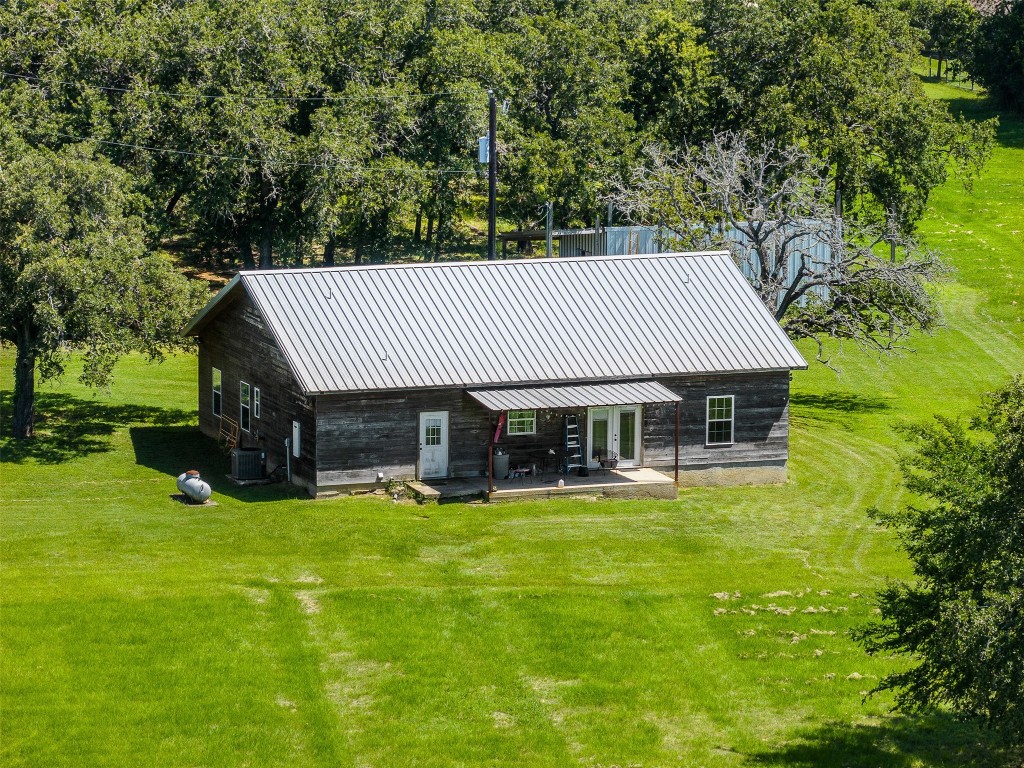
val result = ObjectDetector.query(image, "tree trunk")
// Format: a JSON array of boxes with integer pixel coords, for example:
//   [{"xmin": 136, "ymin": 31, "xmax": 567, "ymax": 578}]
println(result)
[
  {"xmin": 323, "ymin": 234, "xmax": 336, "ymax": 267},
  {"xmin": 425, "ymin": 214, "xmax": 434, "ymax": 244},
  {"xmin": 414, "ymin": 209, "xmax": 422, "ymax": 243},
  {"xmin": 259, "ymin": 175, "xmax": 276, "ymax": 269},
  {"xmin": 237, "ymin": 232, "xmax": 256, "ymax": 270},
  {"xmin": 259, "ymin": 223, "xmax": 274, "ymax": 269},
  {"xmin": 372, "ymin": 209, "xmax": 391, "ymax": 263},
  {"xmin": 12, "ymin": 324, "xmax": 35, "ymax": 438},
  {"xmin": 354, "ymin": 220, "xmax": 364, "ymax": 265},
  {"xmin": 433, "ymin": 210, "xmax": 445, "ymax": 262},
  {"xmin": 165, "ymin": 189, "xmax": 184, "ymax": 220}
]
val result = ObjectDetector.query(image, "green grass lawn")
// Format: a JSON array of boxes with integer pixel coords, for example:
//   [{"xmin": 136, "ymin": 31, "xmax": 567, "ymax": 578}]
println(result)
[{"xmin": 2, "ymin": 88, "xmax": 1022, "ymax": 766}]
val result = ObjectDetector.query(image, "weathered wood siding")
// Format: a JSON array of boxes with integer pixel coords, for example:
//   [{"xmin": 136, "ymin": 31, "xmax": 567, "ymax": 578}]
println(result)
[
  {"xmin": 315, "ymin": 389, "xmax": 491, "ymax": 486},
  {"xmin": 313, "ymin": 371, "xmax": 788, "ymax": 488},
  {"xmin": 197, "ymin": 291, "xmax": 317, "ymax": 488},
  {"xmin": 316, "ymin": 392, "xmax": 598, "ymax": 486},
  {"xmin": 647, "ymin": 372, "xmax": 790, "ymax": 469}
]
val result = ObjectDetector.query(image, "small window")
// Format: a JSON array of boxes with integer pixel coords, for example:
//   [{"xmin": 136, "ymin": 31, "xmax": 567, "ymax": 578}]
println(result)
[
  {"xmin": 425, "ymin": 417, "xmax": 442, "ymax": 446},
  {"xmin": 240, "ymin": 381, "xmax": 251, "ymax": 432},
  {"xmin": 212, "ymin": 368, "xmax": 222, "ymax": 417},
  {"xmin": 253, "ymin": 387, "xmax": 261, "ymax": 419},
  {"xmin": 707, "ymin": 396, "xmax": 734, "ymax": 445},
  {"xmin": 507, "ymin": 410, "xmax": 536, "ymax": 435}
]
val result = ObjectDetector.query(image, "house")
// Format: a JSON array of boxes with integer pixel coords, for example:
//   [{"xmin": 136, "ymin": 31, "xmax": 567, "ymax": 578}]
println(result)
[{"xmin": 183, "ymin": 252, "xmax": 807, "ymax": 498}]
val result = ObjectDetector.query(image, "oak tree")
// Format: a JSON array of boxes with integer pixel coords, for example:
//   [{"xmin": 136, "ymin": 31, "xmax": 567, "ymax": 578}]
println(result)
[
  {"xmin": 856, "ymin": 377, "xmax": 1024, "ymax": 743},
  {"xmin": 0, "ymin": 138, "xmax": 207, "ymax": 438}
]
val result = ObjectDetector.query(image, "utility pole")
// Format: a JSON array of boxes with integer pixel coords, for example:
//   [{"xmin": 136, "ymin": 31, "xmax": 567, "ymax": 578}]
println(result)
[
  {"xmin": 487, "ymin": 89, "xmax": 497, "ymax": 261},
  {"xmin": 545, "ymin": 201, "xmax": 553, "ymax": 258}
]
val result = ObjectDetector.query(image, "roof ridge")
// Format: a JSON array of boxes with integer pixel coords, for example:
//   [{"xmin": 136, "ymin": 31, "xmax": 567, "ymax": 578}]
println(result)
[{"xmin": 238, "ymin": 250, "xmax": 731, "ymax": 277}]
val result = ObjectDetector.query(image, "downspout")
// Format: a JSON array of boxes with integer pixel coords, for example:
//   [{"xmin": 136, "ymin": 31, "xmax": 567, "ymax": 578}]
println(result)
[
  {"xmin": 674, "ymin": 401, "xmax": 680, "ymax": 485},
  {"xmin": 488, "ymin": 411, "xmax": 499, "ymax": 501},
  {"xmin": 285, "ymin": 437, "xmax": 292, "ymax": 484},
  {"xmin": 488, "ymin": 440, "xmax": 494, "ymax": 502}
]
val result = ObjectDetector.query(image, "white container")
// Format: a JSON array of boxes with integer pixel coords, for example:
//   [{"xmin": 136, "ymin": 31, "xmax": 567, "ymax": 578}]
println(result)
[{"xmin": 176, "ymin": 470, "xmax": 212, "ymax": 503}]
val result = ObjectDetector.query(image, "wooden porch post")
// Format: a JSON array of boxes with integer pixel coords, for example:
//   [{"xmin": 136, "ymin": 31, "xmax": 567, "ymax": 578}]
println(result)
[
  {"xmin": 674, "ymin": 400, "xmax": 680, "ymax": 484},
  {"xmin": 488, "ymin": 414, "xmax": 495, "ymax": 502}
]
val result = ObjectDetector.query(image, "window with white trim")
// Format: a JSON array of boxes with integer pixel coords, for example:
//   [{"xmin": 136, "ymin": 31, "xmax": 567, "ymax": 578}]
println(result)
[
  {"xmin": 507, "ymin": 410, "xmax": 536, "ymax": 435},
  {"xmin": 240, "ymin": 381, "xmax": 251, "ymax": 432},
  {"xmin": 706, "ymin": 396, "xmax": 734, "ymax": 445},
  {"xmin": 253, "ymin": 387, "xmax": 261, "ymax": 419},
  {"xmin": 212, "ymin": 368, "xmax": 222, "ymax": 417}
]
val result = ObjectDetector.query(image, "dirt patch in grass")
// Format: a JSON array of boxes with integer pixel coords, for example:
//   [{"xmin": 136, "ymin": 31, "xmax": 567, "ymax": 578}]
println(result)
[
  {"xmin": 295, "ymin": 591, "xmax": 321, "ymax": 614},
  {"xmin": 492, "ymin": 710, "xmax": 515, "ymax": 729}
]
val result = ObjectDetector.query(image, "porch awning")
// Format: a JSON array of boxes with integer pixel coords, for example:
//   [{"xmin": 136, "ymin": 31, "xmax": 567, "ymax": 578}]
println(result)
[{"xmin": 467, "ymin": 380, "xmax": 681, "ymax": 411}]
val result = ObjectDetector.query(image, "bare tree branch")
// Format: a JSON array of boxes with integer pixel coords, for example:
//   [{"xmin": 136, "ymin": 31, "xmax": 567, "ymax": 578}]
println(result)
[{"xmin": 612, "ymin": 132, "xmax": 947, "ymax": 365}]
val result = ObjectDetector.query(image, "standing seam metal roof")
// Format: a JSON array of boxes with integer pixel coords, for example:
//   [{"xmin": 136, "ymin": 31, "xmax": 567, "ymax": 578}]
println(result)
[{"xmin": 188, "ymin": 252, "xmax": 807, "ymax": 394}]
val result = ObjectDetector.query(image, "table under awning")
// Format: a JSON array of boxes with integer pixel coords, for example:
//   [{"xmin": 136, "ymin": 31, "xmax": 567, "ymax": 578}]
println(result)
[{"xmin": 467, "ymin": 380, "xmax": 681, "ymax": 411}]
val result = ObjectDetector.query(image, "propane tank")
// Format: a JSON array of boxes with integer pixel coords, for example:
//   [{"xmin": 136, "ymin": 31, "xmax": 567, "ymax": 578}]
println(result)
[{"xmin": 176, "ymin": 470, "xmax": 212, "ymax": 503}]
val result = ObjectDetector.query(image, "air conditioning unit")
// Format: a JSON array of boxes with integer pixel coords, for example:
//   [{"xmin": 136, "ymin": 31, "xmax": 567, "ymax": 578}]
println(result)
[{"xmin": 231, "ymin": 448, "xmax": 266, "ymax": 480}]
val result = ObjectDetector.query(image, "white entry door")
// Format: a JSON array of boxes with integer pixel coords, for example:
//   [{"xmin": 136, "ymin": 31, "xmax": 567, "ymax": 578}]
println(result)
[
  {"xmin": 418, "ymin": 411, "xmax": 449, "ymax": 479},
  {"xmin": 587, "ymin": 405, "xmax": 642, "ymax": 468}
]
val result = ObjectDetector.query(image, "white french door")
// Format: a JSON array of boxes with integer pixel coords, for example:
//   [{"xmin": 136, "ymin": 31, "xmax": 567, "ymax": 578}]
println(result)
[
  {"xmin": 418, "ymin": 411, "xmax": 449, "ymax": 479},
  {"xmin": 587, "ymin": 405, "xmax": 641, "ymax": 469}
]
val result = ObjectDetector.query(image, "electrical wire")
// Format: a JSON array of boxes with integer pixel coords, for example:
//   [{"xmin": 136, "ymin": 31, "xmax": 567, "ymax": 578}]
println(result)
[
  {"xmin": 2, "ymin": 71, "xmax": 480, "ymax": 104},
  {"xmin": 52, "ymin": 132, "xmax": 480, "ymax": 175}
]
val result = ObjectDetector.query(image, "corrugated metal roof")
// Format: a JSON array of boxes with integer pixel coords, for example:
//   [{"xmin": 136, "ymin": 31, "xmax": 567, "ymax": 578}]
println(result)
[
  {"xmin": 188, "ymin": 252, "xmax": 807, "ymax": 394},
  {"xmin": 467, "ymin": 381, "xmax": 681, "ymax": 411}
]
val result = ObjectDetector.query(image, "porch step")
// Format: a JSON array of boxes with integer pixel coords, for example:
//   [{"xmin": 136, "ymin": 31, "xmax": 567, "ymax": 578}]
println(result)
[{"xmin": 405, "ymin": 480, "xmax": 442, "ymax": 503}]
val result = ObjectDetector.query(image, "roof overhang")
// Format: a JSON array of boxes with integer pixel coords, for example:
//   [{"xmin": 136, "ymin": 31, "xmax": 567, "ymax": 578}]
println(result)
[
  {"xmin": 182, "ymin": 274, "xmax": 243, "ymax": 337},
  {"xmin": 467, "ymin": 380, "xmax": 682, "ymax": 411}
]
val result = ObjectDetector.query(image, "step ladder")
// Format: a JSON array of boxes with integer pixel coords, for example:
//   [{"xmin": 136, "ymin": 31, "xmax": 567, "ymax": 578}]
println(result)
[{"xmin": 564, "ymin": 415, "xmax": 586, "ymax": 475}]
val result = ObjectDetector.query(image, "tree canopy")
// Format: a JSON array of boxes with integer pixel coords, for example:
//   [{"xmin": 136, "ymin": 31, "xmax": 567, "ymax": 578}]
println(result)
[
  {"xmin": 0, "ymin": 0, "xmax": 1001, "ymax": 432},
  {"xmin": 0, "ymin": 132, "xmax": 207, "ymax": 437},
  {"xmin": 855, "ymin": 377, "xmax": 1024, "ymax": 743},
  {"xmin": 0, "ymin": 0, "xmax": 996, "ymax": 268},
  {"xmin": 970, "ymin": 1, "xmax": 1024, "ymax": 113}
]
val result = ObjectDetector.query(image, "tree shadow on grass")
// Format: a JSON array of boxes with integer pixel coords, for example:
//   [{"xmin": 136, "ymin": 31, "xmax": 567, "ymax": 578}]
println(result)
[
  {"xmin": 790, "ymin": 391, "xmax": 891, "ymax": 430},
  {"xmin": 915, "ymin": 76, "xmax": 1024, "ymax": 150},
  {"xmin": 0, "ymin": 391, "xmax": 194, "ymax": 464},
  {"xmin": 941, "ymin": 97, "xmax": 1024, "ymax": 149},
  {"xmin": 749, "ymin": 713, "xmax": 1018, "ymax": 768},
  {"xmin": 129, "ymin": 425, "xmax": 300, "ymax": 503}
]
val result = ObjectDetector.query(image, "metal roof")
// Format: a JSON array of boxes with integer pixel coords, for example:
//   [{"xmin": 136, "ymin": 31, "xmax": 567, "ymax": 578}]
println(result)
[
  {"xmin": 467, "ymin": 381, "xmax": 681, "ymax": 411},
  {"xmin": 185, "ymin": 252, "xmax": 807, "ymax": 394}
]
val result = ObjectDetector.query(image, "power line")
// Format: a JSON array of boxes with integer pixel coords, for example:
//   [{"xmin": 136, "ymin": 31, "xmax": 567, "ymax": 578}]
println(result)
[
  {"xmin": 52, "ymin": 132, "xmax": 479, "ymax": 175},
  {"xmin": 2, "ymin": 71, "xmax": 479, "ymax": 104}
]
